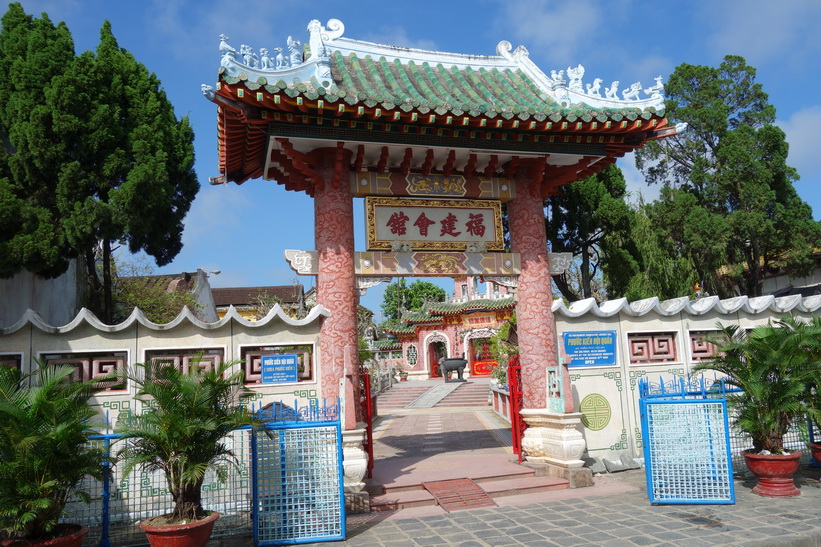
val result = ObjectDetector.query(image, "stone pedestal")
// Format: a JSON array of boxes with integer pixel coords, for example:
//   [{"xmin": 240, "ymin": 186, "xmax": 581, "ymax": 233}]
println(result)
[
  {"xmin": 342, "ymin": 426, "xmax": 370, "ymax": 513},
  {"xmin": 520, "ymin": 409, "xmax": 593, "ymax": 488}
]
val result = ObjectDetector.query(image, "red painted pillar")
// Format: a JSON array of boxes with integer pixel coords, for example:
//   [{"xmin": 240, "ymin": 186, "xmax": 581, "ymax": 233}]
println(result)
[
  {"xmin": 507, "ymin": 176, "xmax": 558, "ymax": 410},
  {"xmin": 313, "ymin": 150, "xmax": 358, "ymax": 425}
]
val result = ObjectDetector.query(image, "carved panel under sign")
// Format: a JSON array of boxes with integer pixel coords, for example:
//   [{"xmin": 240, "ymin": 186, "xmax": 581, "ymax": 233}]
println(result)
[
  {"xmin": 285, "ymin": 250, "xmax": 572, "ymax": 277},
  {"xmin": 365, "ymin": 196, "xmax": 503, "ymax": 251},
  {"xmin": 351, "ymin": 171, "xmax": 515, "ymax": 201}
]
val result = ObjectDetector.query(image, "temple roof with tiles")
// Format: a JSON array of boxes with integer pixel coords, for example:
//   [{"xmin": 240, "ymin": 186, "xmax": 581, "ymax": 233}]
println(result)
[
  {"xmin": 380, "ymin": 296, "xmax": 516, "ymax": 338},
  {"xmin": 205, "ymin": 19, "xmax": 681, "ymax": 194}
]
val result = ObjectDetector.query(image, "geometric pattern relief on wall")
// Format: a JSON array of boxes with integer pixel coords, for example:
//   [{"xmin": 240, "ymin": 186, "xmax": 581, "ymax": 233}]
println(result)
[
  {"xmin": 628, "ymin": 332, "xmax": 677, "ymax": 365},
  {"xmin": 580, "ymin": 393, "xmax": 611, "ymax": 431},
  {"xmin": 144, "ymin": 348, "xmax": 224, "ymax": 376},
  {"xmin": 43, "ymin": 351, "xmax": 127, "ymax": 391},
  {"xmin": 0, "ymin": 353, "xmax": 22, "ymax": 370},
  {"xmin": 689, "ymin": 331, "xmax": 718, "ymax": 362}
]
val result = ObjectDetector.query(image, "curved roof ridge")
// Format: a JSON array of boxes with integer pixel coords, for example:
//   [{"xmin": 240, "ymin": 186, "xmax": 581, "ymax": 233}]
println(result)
[
  {"xmin": 688, "ymin": 295, "xmax": 720, "ymax": 315},
  {"xmin": 2, "ymin": 309, "xmax": 51, "ymax": 334},
  {"xmin": 1, "ymin": 304, "xmax": 329, "ymax": 334},
  {"xmin": 628, "ymin": 296, "xmax": 660, "ymax": 316},
  {"xmin": 598, "ymin": 297, "xmax": 630, "ymax": 315},
  {"xmin": 660, "ymin": 296, "xmax": 690, "ymax": 315},
  {"xmin": 745, "ymin": 295, "xmax": 775, "ymax": 313},
  {"xmin": 801, "ymin": 294, "xmax": 821, "ymax": 311}
]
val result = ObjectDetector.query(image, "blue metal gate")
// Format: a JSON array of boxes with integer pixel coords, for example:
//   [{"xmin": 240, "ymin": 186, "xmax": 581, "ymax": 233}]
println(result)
[
  {"xmin": 252, "ymin": 404, "xmax": 345, "ymax": 545},
  {"xmin": 639, "ymin": 377, "xmax": 735, "ymax": 504}
]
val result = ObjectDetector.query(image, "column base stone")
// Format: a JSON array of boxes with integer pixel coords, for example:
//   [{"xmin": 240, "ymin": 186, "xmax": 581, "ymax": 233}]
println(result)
[
  {"xmin": 520, "ymin": 409, "xmax": 593, "ymax": 488},
  {"xmin": 345, "ymin": 491, "xmax": 370, "ymax": 514},
  {"xmin": 521, "ymin": 461, "xmax": 594, "ymax": 488}
]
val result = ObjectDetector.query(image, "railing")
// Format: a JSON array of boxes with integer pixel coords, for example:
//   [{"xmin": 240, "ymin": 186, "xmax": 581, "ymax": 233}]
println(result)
[
  {"xmin": 640, "ymin": 375, "xmax": 820, "ymax": 472},
  {"xmin": 508, "ymin": 355, "xmax": 526, "ymax": 463},
  {"xmin": 63, "ymin": 401, "xmax": 341, "ymax": 546}
]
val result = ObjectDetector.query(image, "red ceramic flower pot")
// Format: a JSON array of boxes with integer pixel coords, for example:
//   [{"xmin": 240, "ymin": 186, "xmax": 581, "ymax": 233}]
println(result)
[
  {"xmin": 1, "ymin": 525, "xmax": 88, "ymax": 547},
  {"xmin": 743, "ymin": 451, "xmax": 801, "ymax": 497},
  {"xmin": 139, "ymin": 512, "xmax": 220, "ymax": 547},
  {"xmin": 807, "ymin": 442, "xmax": 821, "ymax": 465}
]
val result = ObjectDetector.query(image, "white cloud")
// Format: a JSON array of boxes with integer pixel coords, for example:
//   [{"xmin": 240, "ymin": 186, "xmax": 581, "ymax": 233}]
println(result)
[
  {"xmin": 703, "ymin": 0, "xmax": 821, "ymax": 68},
  {"xmin": 492, "ymin": 0, "xmax": 605, "ymax": 63}
]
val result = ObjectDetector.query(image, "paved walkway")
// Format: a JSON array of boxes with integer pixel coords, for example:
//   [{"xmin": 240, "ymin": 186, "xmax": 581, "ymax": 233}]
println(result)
[{"xmin": 331, "ymin": 408, "xmax": 821, "ymax": 546}]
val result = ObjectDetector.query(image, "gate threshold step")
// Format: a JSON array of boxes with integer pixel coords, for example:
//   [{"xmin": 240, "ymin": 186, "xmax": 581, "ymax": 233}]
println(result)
[
  {"xmin": 369, "ymin": 475, "xmax": 569, "ymax": 512},
  {"xmin": 369, "ymin": 466, "xmax": 536, "ymax": 495}
]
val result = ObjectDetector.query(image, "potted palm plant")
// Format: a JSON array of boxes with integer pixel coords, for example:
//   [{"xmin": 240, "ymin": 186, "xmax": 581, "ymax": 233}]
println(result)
[
  {"xmin": 693, "ymin": 316, "xmax": 820, "ymax": 497},
  {"xmin": 799, "ymin": 316, "xmax": 821, "ymax": 464},
  {"xmin": 115, "ymin": 360, "xmax": 260, "ymax": 547},
  {"xmin": 0, "ymin": 364, "xmax": 108, "ymax": 546}
]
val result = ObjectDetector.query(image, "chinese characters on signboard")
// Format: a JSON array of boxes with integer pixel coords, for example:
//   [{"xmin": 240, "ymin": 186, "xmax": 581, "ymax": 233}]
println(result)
[
  {"xmin": 261, "ymin": 354, "xmax": 299, "ymax": 383},
  {"xmin": 365, "ymin": 197, "xmax": 503, "ymax": 251},
  {"xmin": 562, "ymin": 331, "xmax": 617, "ymax": 367}
]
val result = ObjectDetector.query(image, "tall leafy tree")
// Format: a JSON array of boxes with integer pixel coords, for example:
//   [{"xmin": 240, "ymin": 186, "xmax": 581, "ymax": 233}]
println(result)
[
  {"xmin": 545, "ymin": 165, "xmax": 639, "ymax": 301},
  {"xmin": 623, "ymin": 206, "xmax": 699, "ymax": 301},
  {"xmin": 0, "ymin": 4, "xmax": 198, "ymax": 322},
  {"xmin": 636, "ymin": 55, "xmax": 821, "ymax": 297},
  {"xmin": 380, "ymin": 279, "xmax": 446, "ymax": 323},
  {"xmin": 0, "ymin": 4, "xmax": 77, "ymax": 278}
]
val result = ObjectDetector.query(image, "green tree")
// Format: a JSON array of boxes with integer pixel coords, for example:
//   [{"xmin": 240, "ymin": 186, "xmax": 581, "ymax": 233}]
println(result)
[
  {"xmin": 380, "ymin": 278, "xmax": 446, "ymax": 323},
  {"xmin": 112, "ymin": 258, "xmax": 200, "ymax": 324},
  {"xmin": 623, "ymin": 207, "xmax": 699, "ymax": 301},
  {"xmin": 636, "ymin": 55, "xmax": 821, "ymax": 297},
  {"xmin": 545, "ymin": 165, "xmax": 639, "ymax": 301},
  {"xmin": 0, "ymin": 5, "xmax": 198, "ymax": 322},
  {"xmin": 0, "ymin": 4, "xmax": 77, "ymax": 278}
]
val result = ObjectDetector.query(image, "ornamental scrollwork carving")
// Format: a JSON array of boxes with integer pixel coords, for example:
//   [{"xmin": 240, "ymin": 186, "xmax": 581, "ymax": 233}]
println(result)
[
  {"xmin": 548, "ymin": 252, "xmax": 572, "ymax": 274},
  {"xmin": 284, "ymin": 249, "xmax": 316, "ymax": 275},
  {"xmin": 485, "ymin": 276, "xmax": 518, "ymax": 289},
  {"xmin": 356, "ymin": 277, "xmax": 391, "ymax": 290}
]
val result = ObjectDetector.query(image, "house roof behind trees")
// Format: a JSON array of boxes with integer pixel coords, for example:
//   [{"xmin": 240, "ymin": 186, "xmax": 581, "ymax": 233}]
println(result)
[{"xmin": 211, "ymin": 285, "xmax": 304, "ymax": 307}]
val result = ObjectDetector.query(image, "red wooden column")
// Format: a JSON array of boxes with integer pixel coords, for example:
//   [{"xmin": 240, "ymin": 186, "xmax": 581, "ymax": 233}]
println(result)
[
  {"xmin": 506, "ymin": 175, "xmax": 558, "ymax": 410},
  {"xmin": 313, "ymin": 149, "xmax": 358, "ymax": 416}
]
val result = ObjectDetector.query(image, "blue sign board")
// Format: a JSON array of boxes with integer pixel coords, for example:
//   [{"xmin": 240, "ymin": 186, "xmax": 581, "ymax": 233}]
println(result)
[
  {"xmin": 562, "ymin": 331, "xmax": 617, "ymax": 367},
  {"xmin": 261, "ymin": 354, "xmax": 299, "ymax": 384}
]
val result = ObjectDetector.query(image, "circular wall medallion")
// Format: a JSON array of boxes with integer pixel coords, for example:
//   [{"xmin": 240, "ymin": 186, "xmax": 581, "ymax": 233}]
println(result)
[
  {"xmin": 579, "ymin": 393, "xmax": 611, "ymax": 431},
  {"xmin": 360, "ymin": 178, "xmax": 368, "ymax": 186}
]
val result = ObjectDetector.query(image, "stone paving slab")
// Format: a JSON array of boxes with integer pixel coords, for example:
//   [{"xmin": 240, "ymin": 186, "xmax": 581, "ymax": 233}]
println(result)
[{"xmin": 318, "ymin": 466, "xmax": 821, "ymax": 546}]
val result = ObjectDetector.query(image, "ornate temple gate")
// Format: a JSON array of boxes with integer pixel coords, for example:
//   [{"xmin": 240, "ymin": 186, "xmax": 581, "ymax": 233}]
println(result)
[{"xmin": 207, "ymin": 17, "xmax": 677, "ymax": 503}]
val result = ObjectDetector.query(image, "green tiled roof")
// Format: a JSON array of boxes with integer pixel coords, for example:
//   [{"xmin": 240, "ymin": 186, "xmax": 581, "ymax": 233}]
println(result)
[
  {"xmin": 373, "ymin": 339, "xmax": 401, "ymax": 350},
  {"xmin": 221, "ymin": 51, "xmax": 664, "ymax": 122},
  {"xmin": 427, "ymin": 297, "xmax": 516, "ymax": 316},
  {"xmin": 400, "ymin": 308, "xmax": 443, "ymax": 324},
  {"xmin": 383, "ymin": 323, "xmax": 417, "ymax": 335}
]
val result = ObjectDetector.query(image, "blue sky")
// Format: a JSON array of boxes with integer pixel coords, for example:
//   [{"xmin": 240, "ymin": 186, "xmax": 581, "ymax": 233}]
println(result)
[{"xmin": 15, "ymin": 0, "xmax": 821, "ymax": 320}]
